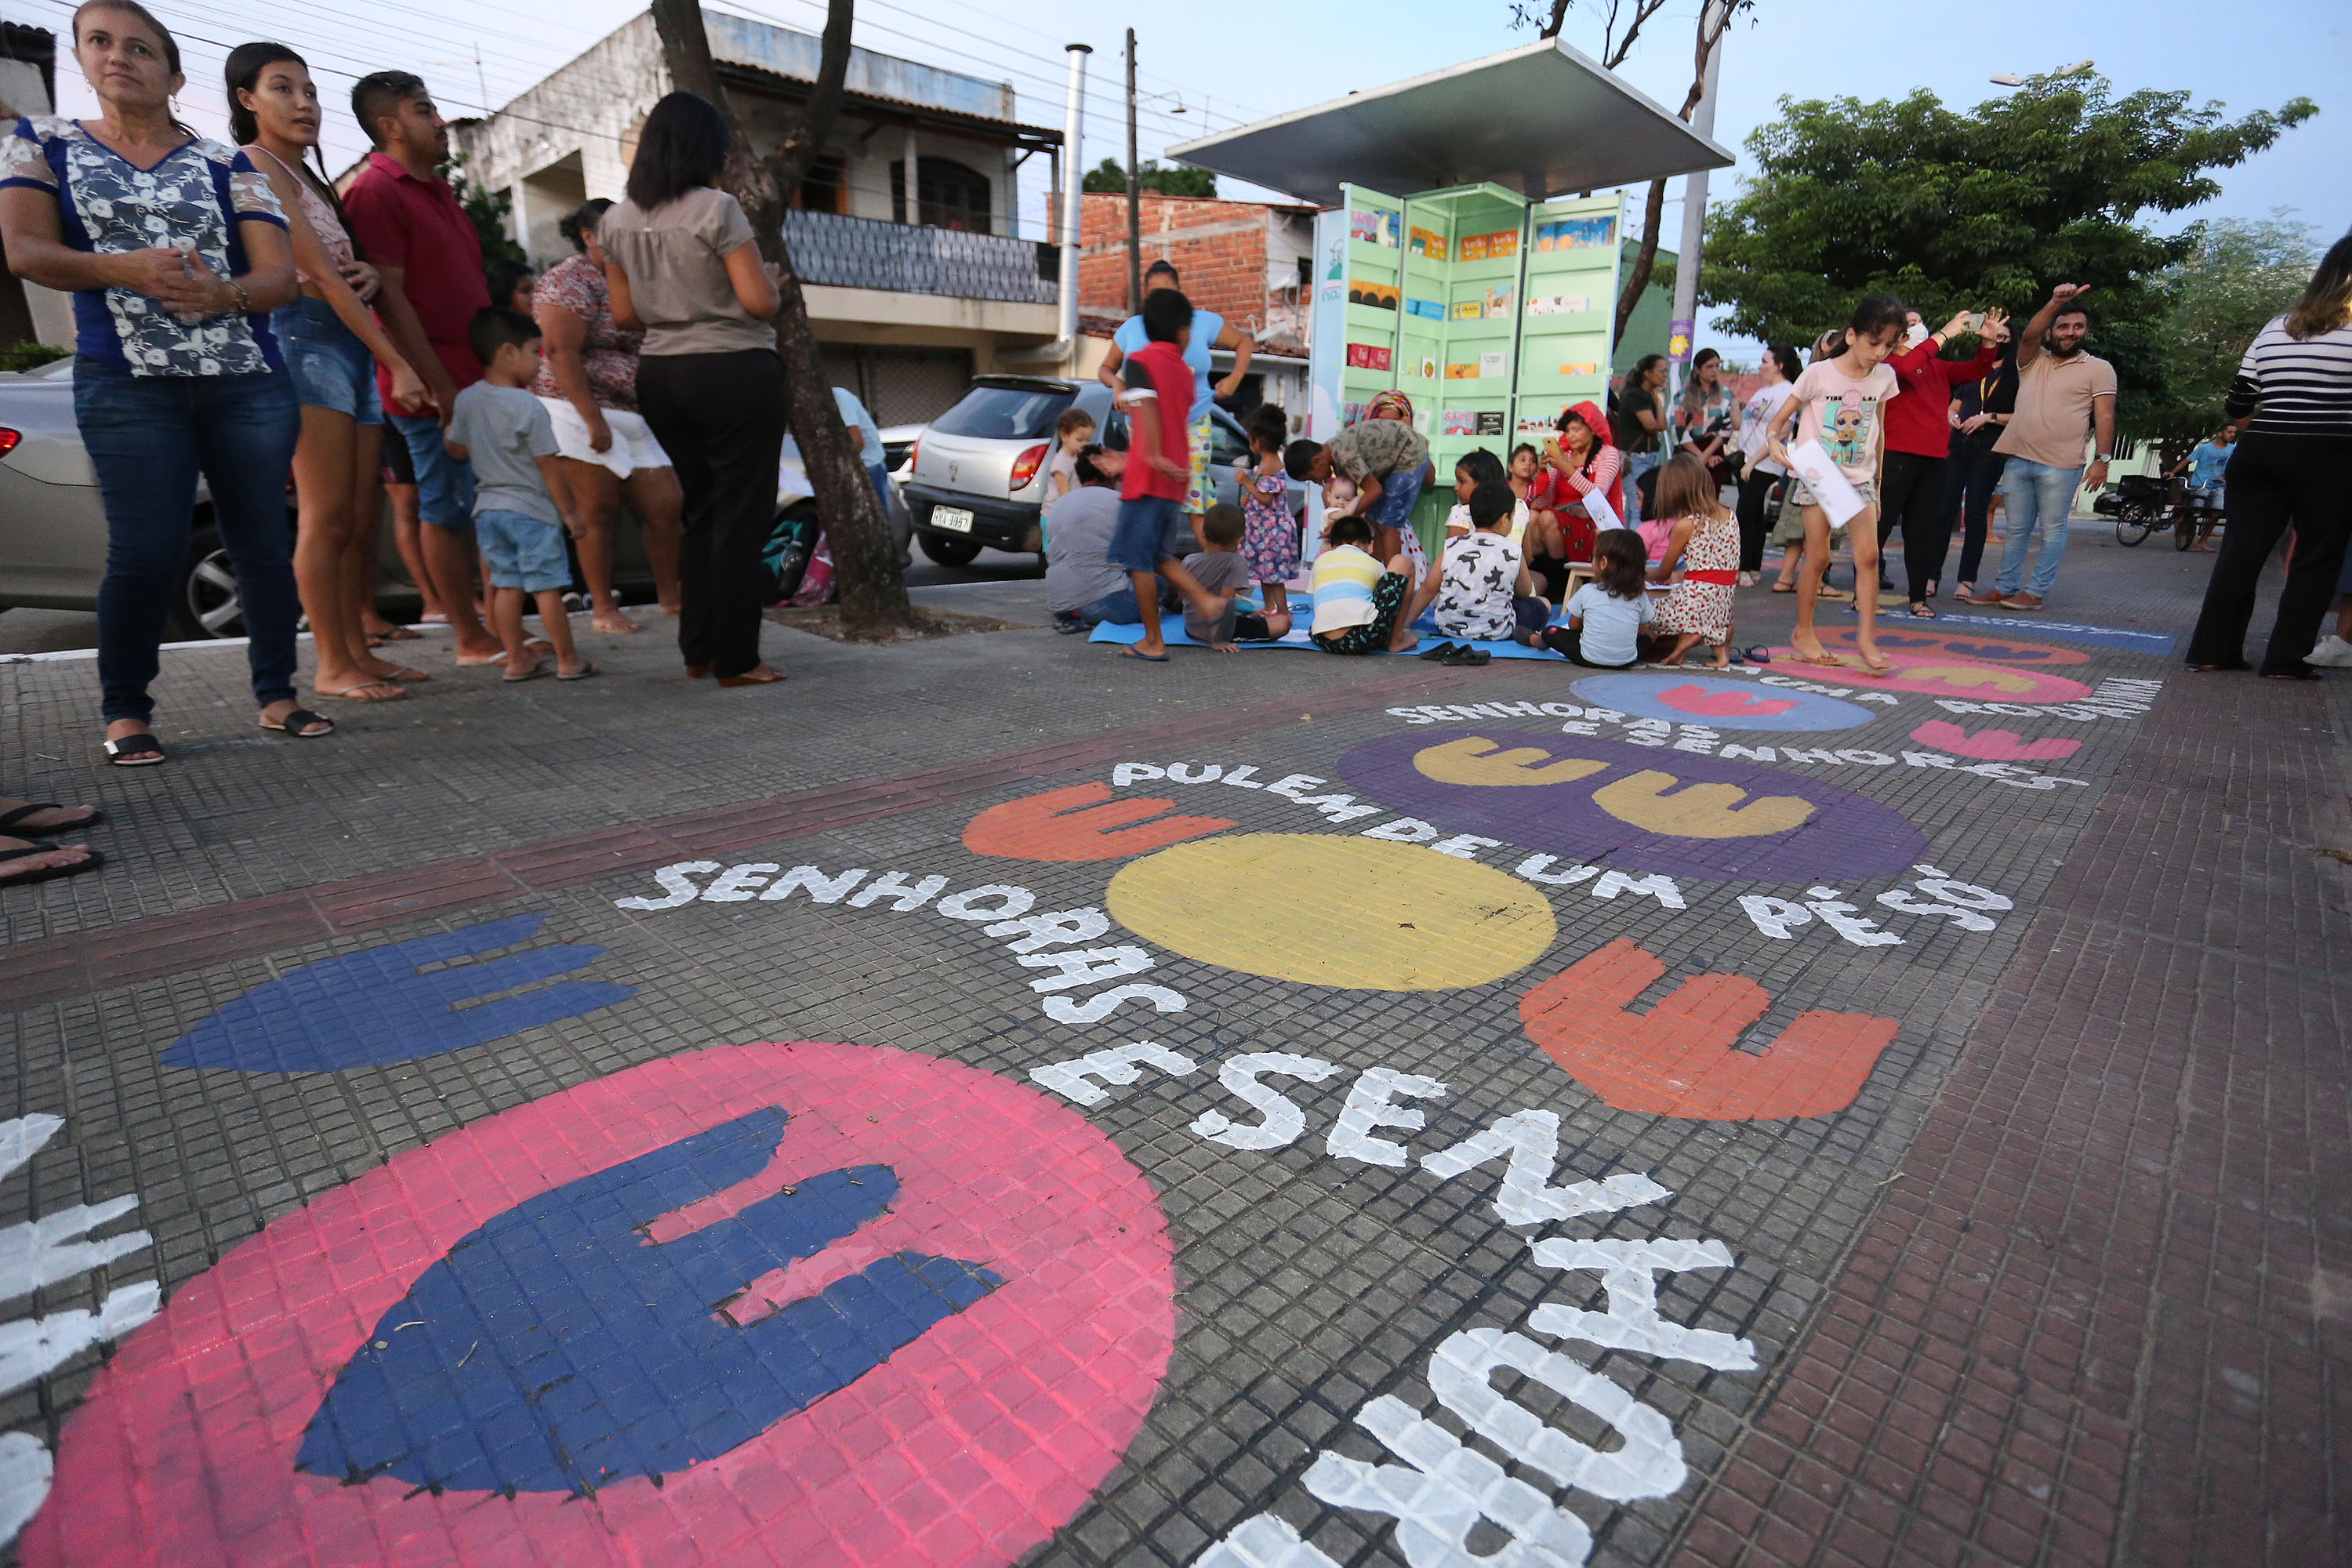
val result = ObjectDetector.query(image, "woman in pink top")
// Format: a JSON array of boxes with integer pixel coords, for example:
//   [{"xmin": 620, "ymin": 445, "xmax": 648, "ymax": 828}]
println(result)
[{"xmin": 229, "ymin": 42, "xmax": 434, "ymax": 703}]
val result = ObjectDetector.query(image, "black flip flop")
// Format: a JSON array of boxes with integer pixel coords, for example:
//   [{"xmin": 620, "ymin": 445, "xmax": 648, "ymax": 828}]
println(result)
[
  {"xmin": 1417, "ymin": 641, "xmax": 1460, "ymax": 661},
  {"xmin": 261, "ymin": 707, "xmax": 335, "ymax": 736},
  {"xmin": 0, "ymin": 844, "xmax": 103, "ymax": 887},
  {"xmin": 1741, "ymin": 645, "xmax": 1773, "ymax": 665},
  {"xmin": 103, "ymin": 734, "xmax": 166, "ymax": 767},
  {"xmin": 1120, "ymin": 647, "xmax": 1170, "ymax": 662},
  {"xmin": 0, "ymin": 803, "xmax": 105, "ymax": 837}
]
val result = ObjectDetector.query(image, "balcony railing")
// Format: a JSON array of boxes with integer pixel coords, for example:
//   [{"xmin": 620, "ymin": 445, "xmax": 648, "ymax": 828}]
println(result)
[{"xmin": 780, "ymin": 209, "xmax": 1058, "ymax": 306}]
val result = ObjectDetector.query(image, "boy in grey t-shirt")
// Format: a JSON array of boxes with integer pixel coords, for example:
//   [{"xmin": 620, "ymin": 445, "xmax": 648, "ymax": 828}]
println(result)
[
  {"xmin": 445, "ymin": 308, "xmax": 596, "ymax": 681},
  {"xmin": 1181, "ymin": 503, "xmax": 1289, "ymax": 650}
]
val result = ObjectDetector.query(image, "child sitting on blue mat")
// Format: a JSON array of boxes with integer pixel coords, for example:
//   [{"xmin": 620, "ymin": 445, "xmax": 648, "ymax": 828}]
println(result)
[
  {"xmin": 1181, "ymin": 503, "xmax": 1291, "ymax": 651},
  {"xmin": 1309, "ymin": 514, "xmax": 1421, "ymax": 655},
  {"xmin": 1406, "ymin": 481, "xmax": 1551, "ymax": 665},
  {"xmin": 1543, "ymin": 528, "xmax": 1653, "ymax": 667}
]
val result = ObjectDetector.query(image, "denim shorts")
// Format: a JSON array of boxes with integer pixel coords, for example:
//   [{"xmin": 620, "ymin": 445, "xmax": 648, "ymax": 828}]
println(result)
[
  {"xmin": 474, "ymin": 507, "xmax": 572, "ymax": 592},
  {"xmin": 1109, "ymin": 495, "xmax": 1185, "ymax": 573},
  {"xmin": 390, "ymin": 412, "xmax": 476, "ymax": 529},
  {"xmin": 270, "ymin": 296, "xmax": 381, "ymax": 425}
]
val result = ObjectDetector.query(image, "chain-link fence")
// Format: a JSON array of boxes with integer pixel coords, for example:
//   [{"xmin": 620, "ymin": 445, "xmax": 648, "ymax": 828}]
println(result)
[{"xmin": 782, "ymin": 210, "xmax": 1058, "ymax": 306}]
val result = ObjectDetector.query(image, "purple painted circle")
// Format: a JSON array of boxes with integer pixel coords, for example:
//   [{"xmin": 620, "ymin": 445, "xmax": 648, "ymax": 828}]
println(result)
[
  {"xmin": 1337, "ymin": 727, "xmax": 1926, "ymax": 882},
  {"xmin": 1570, "ymin": 673, "xmax": 1873, "ymax": 731}
]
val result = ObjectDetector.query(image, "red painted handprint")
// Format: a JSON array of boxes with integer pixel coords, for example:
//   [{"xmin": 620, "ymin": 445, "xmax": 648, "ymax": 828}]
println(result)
[
  {"xmin": 1519, "ymin": 938, "xmax": 1896, "ymax": 1120},
  {"xmin": 963, "ymin": 781, "xmax": 1236, "ymax": 861}
]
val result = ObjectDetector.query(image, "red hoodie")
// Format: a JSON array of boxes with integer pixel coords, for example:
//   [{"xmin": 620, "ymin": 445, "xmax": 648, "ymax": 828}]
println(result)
[{"xmin": 1883, "ymin": 335, "xmax": 1999, "ymax": 458}]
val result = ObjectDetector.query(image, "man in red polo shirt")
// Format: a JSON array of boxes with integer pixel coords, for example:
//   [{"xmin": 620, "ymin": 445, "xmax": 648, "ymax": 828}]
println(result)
[{"xmin": 343, "ymin": 71, "xmax": 500, "ymax": 662}]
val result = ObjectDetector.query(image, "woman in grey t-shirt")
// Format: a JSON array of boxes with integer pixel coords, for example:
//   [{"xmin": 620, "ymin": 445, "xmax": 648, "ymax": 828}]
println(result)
[{"xmin": 599, "ymin": 92, "xmax": 786, "ymax": 687}]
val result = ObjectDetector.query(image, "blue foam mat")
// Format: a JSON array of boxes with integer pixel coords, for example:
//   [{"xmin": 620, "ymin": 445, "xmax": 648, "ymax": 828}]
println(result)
[{"xmin": 1084, "ymin": 588, "xmax": 1573, "ymax": 659}]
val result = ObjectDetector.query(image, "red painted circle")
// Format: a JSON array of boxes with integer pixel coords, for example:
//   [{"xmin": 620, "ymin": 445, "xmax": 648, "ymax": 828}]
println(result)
[{"xmin": 32, "ymin": 1044, "xmax": 1175, "ymax": 1568}]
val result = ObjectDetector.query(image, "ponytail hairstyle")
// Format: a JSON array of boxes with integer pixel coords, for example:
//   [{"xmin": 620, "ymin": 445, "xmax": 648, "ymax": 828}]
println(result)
[
  {"xmin": 2284, "ymin": 230, "xmax": 2352, "ymax": 341},
  {"xmin": 1847, "ymin": 292, "xmax": 1908, "ymax": 340},
  {"xmin": 223, "ymin": 41, "xmax": 359, "ymax": 250},
  {"xmin": 73, "ymin": 1, "xmax": 197, "ymax": 140}
]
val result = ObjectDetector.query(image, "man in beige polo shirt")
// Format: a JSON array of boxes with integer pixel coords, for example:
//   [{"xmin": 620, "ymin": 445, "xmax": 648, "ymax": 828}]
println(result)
[{"xmin": 1966, "ymin": 283, "xmax": 2117, "ymax": 610}]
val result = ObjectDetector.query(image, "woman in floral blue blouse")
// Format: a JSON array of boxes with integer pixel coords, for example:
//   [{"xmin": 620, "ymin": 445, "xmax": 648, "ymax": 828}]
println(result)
[{"xmin": 0, "ymin": 0, "xmax": 315, "ymax": 765}]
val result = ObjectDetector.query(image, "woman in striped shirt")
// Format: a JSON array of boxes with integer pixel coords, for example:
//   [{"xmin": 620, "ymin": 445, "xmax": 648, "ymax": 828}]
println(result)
[{"xmin": 2186, "ymin": 232, "xmax": 2352, "ymax": 677}]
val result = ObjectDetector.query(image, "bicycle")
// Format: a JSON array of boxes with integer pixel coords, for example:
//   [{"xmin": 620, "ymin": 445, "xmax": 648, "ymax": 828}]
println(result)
[
  {"xmin": 2171, "ymin": 481, "xmax": 2223, "ymax": 552},
  {"xmin": 2103, "ymin": 474, "xmax": 2168, "ymax": 546}
]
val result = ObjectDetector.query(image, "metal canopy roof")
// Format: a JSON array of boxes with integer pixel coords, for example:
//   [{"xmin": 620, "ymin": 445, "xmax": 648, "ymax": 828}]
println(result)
[{"xmin": 1166, "ymin": 37, "xmax": 1733, "ymax": 208}]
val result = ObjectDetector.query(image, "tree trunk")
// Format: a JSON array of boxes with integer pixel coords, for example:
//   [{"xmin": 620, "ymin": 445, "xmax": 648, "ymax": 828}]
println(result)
[
  {"xmin": 1613, "ymin": 176, "xmax": 1670, "ymax": 343},
  {"xmin": 648, "ymin": 0, "xmax": 915, "ymax": 637}
]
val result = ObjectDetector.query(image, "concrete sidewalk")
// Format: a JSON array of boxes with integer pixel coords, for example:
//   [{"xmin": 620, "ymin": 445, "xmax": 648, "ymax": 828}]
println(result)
[{"xmin": 0, "ymin": 531, "xmax": 2343, "ymax": 1568}]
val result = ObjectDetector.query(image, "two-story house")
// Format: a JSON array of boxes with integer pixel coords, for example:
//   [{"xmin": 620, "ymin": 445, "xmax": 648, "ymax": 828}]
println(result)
[{"xmin": 455, "ymin": 9, "xmax": 1065, "ymax": 426}]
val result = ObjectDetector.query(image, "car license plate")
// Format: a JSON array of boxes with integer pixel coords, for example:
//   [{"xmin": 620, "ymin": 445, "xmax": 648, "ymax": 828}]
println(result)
[{"xmin": 931, "ymin": 506, "xmax": 975, "ymax": 533}]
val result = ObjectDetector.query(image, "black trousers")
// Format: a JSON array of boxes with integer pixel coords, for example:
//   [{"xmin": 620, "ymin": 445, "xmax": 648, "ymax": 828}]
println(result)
[
  {"xmin": 2185, "ymin": 434, "xmax": 2352, "ymax": 675},
  {"xmin": 1734, "ymin": 465, "xmax": 1779, "ymax": 573},
  {"xmin": 1940, "ymin": 437, "xmax": 2008, "ymax": 587},
  {"xmin": 1877, "ymin": 450, "xmax": 1949, "ymax": 604},
  {"xmin": 636, "ymin": 349, "xmax": 789, "ymax": 679}
]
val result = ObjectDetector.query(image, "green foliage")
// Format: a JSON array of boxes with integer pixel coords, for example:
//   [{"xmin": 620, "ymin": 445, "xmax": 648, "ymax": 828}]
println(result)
[
  {"xmin": 1081, "ymin": 158, "xmax": 1216, "ymax": 198},
  {"xmin": 0, "ymin": 342, "xmax": 67, "ymax": 373},
  {"xmin": 2141, "ymin": 214, "xmax": 2317, "ymax": 448},
  {"xmin": 1697, "ymin": 69, "xmax": 2317, "ymax": 425},
  {"xmin": 438, "ymin": 151, "xmax": 527, "ymax": 268}
]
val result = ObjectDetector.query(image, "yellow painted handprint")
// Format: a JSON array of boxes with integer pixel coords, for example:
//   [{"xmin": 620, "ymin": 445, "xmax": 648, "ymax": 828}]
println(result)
[
  {"xmin": 1591, "ymin": 771, "xmax": 1816, "ymax": 839},
  {"xmin": 1411, "ymin": 737, "xmax": 1608, "ymax": 788}
]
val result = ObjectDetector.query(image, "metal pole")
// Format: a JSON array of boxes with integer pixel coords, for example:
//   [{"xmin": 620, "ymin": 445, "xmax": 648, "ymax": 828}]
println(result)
[
  {"xmin": 1124, "ymin": 28, "xmax": 1142, "ymax": 315},
  {"xmin": 1058, "ymin": 44, "xmax": 1090, "ymax": 365},
  {"xmin": 1668, "ymin": 0, "xmax": 1725, "ymax": 403}
]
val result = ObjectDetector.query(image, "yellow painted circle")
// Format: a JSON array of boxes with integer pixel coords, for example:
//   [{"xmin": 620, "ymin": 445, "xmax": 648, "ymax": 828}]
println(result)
[{"xmin": 1107, "ymin": 833, "xmax": 1557, "ymax": 990}]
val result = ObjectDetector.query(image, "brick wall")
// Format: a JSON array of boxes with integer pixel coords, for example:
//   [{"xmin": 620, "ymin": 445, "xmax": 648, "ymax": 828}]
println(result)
[{"xmin": 1078, "ymin": 193, "xmax": 1271, "ymax": 331}]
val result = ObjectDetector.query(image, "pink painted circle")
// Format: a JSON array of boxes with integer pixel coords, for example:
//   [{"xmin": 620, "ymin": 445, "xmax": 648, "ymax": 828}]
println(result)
[
  {"xmin": 1810, "ymin": 626, "xmax": 2090, "ymax": 666},
  {"xmin": 1766, "ymin": 647, "xmax": 2092, "ymax": 704},
  {"xmin": 31, "ymin": 1043, "xmax": 1175, "ymax": 1568}
]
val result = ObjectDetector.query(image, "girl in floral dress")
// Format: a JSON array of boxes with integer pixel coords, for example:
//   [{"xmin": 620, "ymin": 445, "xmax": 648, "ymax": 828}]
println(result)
[
  {"xmin": 1647, "ymin": 452, "xmax": 1740, "ymax": 666},
  {"xmin": 1235, "ymin": 405, "xmax": 1300, "ymax": 622}
]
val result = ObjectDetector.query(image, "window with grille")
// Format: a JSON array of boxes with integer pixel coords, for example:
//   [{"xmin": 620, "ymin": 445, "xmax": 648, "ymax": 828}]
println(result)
[{"xmin": 890, "ymin": 158, "xmax": 992, "ymax": 234}]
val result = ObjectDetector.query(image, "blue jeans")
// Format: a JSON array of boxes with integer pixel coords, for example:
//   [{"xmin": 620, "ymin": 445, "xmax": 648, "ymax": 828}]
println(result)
[
  {"xmin": 1073, "ymin": 590, "xmax": 1139, "ymax": 626},
  {"xmin": 78, "ymin": 358, "xmax": 301, "ymax": 723},
  {"xmin": 1995, "ymin": 459, "xmax": 2082, "ymax": 597},
  {"xmin": 390, "ymin": 411, "xmax": 475, "ymax": 528}
]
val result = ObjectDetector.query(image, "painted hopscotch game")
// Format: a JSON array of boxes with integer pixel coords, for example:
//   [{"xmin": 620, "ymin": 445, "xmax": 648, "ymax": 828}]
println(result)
[{"xmin": 4, "ymin": 619, "xmax": 2174, "ymax": 1567}]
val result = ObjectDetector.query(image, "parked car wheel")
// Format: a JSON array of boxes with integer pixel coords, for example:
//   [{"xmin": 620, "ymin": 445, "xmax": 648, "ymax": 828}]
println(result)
[
  {"xmin": 918, "ymin": 532, "xmax": 982, "ymax": 568},
  {"xmin": 165, "ymin": 520, "xmax": 245, "ymax": 640}
]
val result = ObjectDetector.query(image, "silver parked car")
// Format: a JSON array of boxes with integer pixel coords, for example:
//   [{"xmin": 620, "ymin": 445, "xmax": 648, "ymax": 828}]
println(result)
[
  {"xmin": 902, "ymin": 374, "xmax": 1305, "ymax": 568},
  {"xmin": 0, "ymin": 358, "xmax": 898, "ymax": 636}
]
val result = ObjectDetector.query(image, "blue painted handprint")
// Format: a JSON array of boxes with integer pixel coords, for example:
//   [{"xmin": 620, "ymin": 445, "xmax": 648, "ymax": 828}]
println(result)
[
  {"xmin": 162, "ymin": 914, "xmax": 633, "ymax": 1072},
  {"xmin": 296, "ymin": 1106, "xmax": 1002, "ymax": 1495}
]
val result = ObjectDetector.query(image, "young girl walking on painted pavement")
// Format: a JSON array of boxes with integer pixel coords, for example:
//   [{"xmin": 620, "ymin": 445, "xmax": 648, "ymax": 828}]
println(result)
[
  {"xmin": 1646, "ymin": 452, "xmax": 1740, "ymax": 667},
  {"xmin": 1541, "ymin": 528, "xmax": 1653, "ymax": 669},
  {"xmin": 1765, "ymin": 294, "xmax": 1907, "ymax": 670},
  {"xmin": 1234, "ymin": 405, "xmax": 1300, "ymax": 625}
]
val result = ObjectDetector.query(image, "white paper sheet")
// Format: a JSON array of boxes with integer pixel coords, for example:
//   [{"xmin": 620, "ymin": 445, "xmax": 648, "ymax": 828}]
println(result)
[{"xmin": 1786, "ymin": 439, "xmax": 1866, "ymax": 528}]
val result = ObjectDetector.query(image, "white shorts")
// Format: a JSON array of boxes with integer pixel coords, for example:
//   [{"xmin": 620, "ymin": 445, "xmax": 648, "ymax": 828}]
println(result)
[{"xmin": 539, "ymin": 397, "xmax": 673, "ymax": 477}]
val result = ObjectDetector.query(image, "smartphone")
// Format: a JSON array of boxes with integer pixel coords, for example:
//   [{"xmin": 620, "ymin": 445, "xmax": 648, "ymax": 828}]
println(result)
[{"xmin": 1965, "ymin": 312, "xmax": 1986, "ymax": 332}]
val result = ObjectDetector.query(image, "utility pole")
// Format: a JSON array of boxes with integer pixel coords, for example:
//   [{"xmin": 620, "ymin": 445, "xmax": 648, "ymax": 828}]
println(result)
[
  {"xmin": 1666, "ymin": 0, "xmax": 1726, "ymax": 401},
  {"xmin": 1058, "ymin": 44, "xmax": 1090, "ymax": 368},
  {"xmin": 1124, "ymin": 28, "xmax": 1142, "ymax": 315}
]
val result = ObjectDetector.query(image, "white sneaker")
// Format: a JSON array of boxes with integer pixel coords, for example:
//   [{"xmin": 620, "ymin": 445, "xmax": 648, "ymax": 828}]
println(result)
[{"xmin": 2307, "ymin": 633, "xmax": 2352, "ymax": 668}]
